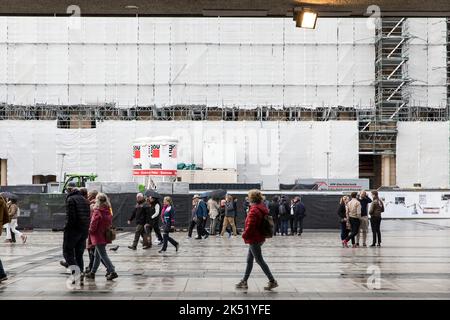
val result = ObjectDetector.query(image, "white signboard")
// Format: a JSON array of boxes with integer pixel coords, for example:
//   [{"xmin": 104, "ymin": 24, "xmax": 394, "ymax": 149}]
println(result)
[
  {"xmin": 379, "ymin": 190, "xmax": 450, "ymax": 219},
  {"xmin": 133, "ymin": 137, "xmax": 178, "ymax": 177}
]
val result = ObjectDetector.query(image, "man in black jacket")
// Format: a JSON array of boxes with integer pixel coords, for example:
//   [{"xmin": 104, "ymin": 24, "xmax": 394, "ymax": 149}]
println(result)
[
  {"xmin": 292, "ymin": 196, "xmax": 306, "ymax": 236},
  {"xmin": 128, "ymin": 193, "xmax": 151, "ymax": 250},
  {"xmin": 268, "ymin": 196, "xmax": 280, "ymax": 236},
  {"xmin": 62, "ymin": 182, "xmax": 91, "ymax": 275}
]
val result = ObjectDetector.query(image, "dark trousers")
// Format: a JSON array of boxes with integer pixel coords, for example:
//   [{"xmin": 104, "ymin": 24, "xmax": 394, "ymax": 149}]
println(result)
[
  {"xmin": 152, "ymin": 219, "xmax": 163, "ymax": 242},
  {"xmin": 370, "ymin": 217, "xmax": 382, "ymax": 245},
  {"xmin": 145, "ymin": 220, "xmax": 163, "ymax": 242},
  {"xmin": 10, "ymin": 228, "xmax": 16, "ymax": 243},
  {"xmin": 0, "ymin": 258, "xmax": 6, "ymax": 278},
  {"xmin": 197, "ymin": 218, "xmax": 209, "ymax": 238},
  {"xmin": 243, "ymin": 243, "xmax": 274, "ymax": 282},
  {"xmin": 132, "ymin": 224, "xmax": 148, "ymax": 247},
  {"xmin": 162, "ymin": 232, "xmax": 178, "ymax": 251},
  {"xmin": 272, "ymin": 217, "xmax": 279, "ymax": 235},
  {"xmin": 289, "ymin": 216, "xmax": 295, "ymax": 234},
  {"xmin": 345, "ymin": 217, "xmax": 361, "ymax": 245},
  {"xmin": 293, "ymin": 216, "xmax": 305, "ymax": 235},
  {"xmin": 63, "ymin": 231, "xmax": 88, "ymax": 272},
  {"xmin": 218, "ymin": 216, "xmax": 225, "ymax": 234},
  {"xmin": 340, "ymin": 221, "xmax": 349, "ymax": 241},
  {"xmin": 188, "ymin": 220, "xmax": 197, "ymax": 237}
]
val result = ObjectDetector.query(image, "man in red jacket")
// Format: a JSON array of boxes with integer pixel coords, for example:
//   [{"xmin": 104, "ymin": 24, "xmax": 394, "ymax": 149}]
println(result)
[{"xmin": 236, "ymin": 189, "xmax": 278, "ymax": 291}]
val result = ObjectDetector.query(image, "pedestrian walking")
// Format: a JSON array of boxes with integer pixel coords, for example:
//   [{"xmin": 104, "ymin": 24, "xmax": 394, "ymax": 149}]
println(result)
[
  {"xmin": 128, "ymin": 193, "xmax": 151, "ymax": 250},
  {"xmin": 207, "ymin": 197, "xmax": 220, "ymax": 235},
  {"xmin": 220, "ymin": 195, "xmax": 238, "ymax": 237},
  {"xmin": 217, "ymin": 199, "xmax": 226, "ymax": 236},
  {"xmin": 147, "ymin": 196, "xmax": 163, "ymax": 245},
  {"xmin": 85, "ymin": 190, "xmax": 107, "ymax": 273},
  {"xmin": 85, "ymin": 193, "xmax": 118, "ymax": 281},
  {"xmin": 5, "ymin": 198, "xmax": 27, "ymax": 244},
  {"xmin": 356, "ymin": 190, "xmax": 372, "ymax": 247},
  {"xmin": 236, "ymin": 189, "xmax": 278, "ymax": 291},
  {"xmin": 158, "ymin": 196, "xmax": 179, "ymax": 253},
  {"xmin": 0, "ymin": 195, "xmax": 9, "ymax": 282},
  {"xmin": 191, "ymin": 195, "xmax": 209, "ymax": 239},
  {"xmin": 369, "ymin": 191, "xmax": 384, "ymax": 247},
  {"xmin": 61, "ymin": 182, "xmax": 91, "ymax": 285},
  {"xmin": 342, "ymin": 192, "xmax": 361, "ymax": 248}
]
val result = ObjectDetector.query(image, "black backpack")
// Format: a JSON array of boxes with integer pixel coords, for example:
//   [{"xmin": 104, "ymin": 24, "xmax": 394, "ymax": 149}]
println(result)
[{"xmin": 279, "ymin": 203, "xmax": 286, "ymax": 215}]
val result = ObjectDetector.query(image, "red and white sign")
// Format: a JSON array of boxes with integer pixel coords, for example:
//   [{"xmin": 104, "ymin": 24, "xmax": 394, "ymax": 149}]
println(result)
[{"xmin": 132, "ymin": 137, "xmax": 178, "ymax": 177}]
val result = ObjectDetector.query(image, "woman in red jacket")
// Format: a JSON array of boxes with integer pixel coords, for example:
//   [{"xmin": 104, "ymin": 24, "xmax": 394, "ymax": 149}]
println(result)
[
  {"xmin": 236, "ymin": 189, "xmax": 278, "ymax": 291},
  {"xmin": 85, "ymin": 193, "xmax": 118, "ymax": 281}
]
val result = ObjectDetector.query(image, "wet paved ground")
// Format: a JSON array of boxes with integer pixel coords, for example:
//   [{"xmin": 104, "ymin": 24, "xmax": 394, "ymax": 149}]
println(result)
[{"xmin": 1, "ymin": 219, "xmax": 450, "ymax": 300}]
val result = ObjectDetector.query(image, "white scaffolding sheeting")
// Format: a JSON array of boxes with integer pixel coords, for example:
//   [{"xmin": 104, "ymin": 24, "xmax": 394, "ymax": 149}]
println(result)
[
  {"xmin": 406, "ymin": 18, "xmax": 447, "ymax": 108},
  {"xmin": 0, "ymin": 120, "xmax": 358, "ymax": 187},
  {"xmin": 0, "ymin": 17, "xmax": 374, "ymax": 108},
  {"xmin": 396, "ymin": 122, "xmax": 450, "ymax": 188}
]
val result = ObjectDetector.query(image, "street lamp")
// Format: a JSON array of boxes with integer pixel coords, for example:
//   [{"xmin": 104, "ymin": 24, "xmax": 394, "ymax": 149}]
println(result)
[
  {"xmin": 294, "ymin": 8, "xmax": 318, "ymax": 29},
  {"xmin": 324, "ymin": 151, "xmax": 331, "ymax": 190},
  {"xmin": 57, "ymin": 153, "xmax": 66, "ymax": 191}
]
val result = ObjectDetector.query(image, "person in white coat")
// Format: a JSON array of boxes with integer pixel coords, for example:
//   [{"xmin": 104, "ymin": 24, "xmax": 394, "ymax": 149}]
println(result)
[
  {"xmin": 207, "ymin": 198, "xmax": 220, "ymax": 235},
  {"xmin": 5, "ymin": 199, "xmax": 27, "ymax": 244}
]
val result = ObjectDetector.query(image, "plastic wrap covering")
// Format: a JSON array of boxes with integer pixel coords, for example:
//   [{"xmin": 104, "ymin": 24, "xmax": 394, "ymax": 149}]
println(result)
[
  {"xmin": 0, "ymin": 16, "xmax": 374, "ymax": 108},
  {"xmin": 406, "ymin": 18, "xmax": 447, "ymax": 108},
  {"xmin": 396, "ymin": 122, "xmax": 450, "ymax": 188},
  {"xmin": 0, "ymin": 120, "xmax": 359, "ymax": 188}
]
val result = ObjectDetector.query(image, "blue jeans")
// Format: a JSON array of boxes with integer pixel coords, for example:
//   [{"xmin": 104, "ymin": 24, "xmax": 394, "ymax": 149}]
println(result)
[
  {"xmin": 0, "ymin": 258, "xmax": 6, "ymax": 278},
  {"xmin": 280, "ymin": 220, "xmax": 289, "ymax": 235},
  {"xmin": 243, "ymin": 243, "xmax": 274, "ymax": 282},
  {"xmin": 92, "ymin": 244, "xmax": 115, "ymax": 274}
]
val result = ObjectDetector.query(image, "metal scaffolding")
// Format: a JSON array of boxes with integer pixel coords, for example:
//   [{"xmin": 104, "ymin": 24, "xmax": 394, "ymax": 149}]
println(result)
[{"xmin": 359, "ymin": 17, "xmax": 411, "ymax": 155}]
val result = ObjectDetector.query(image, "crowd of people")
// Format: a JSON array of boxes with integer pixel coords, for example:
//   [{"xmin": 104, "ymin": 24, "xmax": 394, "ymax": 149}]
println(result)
[
  {"xmin": 0, "ymin": 186, "xmax": 384, "ymax": 289},
  {"xmin": 337, "ymin": 190, "xmax": 384, "ymax": 248}
]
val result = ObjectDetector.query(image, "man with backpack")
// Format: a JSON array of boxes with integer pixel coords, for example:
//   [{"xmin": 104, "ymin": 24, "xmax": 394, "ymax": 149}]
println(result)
[
  {"xmin": 279, "ymin": 196, "xmax": 290, "ymax": 236},
  {"xmin": 236, "ymin": 189, "xmax": 278, "ymax": 291}
]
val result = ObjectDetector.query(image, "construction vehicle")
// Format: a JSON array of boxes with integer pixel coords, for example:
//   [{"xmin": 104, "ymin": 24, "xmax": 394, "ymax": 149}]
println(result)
[{"xmin": 61, "ymin": 173, "xmax": 97, "ymax": 193}]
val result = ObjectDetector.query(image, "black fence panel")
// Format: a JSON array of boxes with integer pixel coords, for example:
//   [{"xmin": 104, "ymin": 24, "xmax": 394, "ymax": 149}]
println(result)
[{"xmin": 16, "ymin": 193, "xmax": 341, "ymax": 230}]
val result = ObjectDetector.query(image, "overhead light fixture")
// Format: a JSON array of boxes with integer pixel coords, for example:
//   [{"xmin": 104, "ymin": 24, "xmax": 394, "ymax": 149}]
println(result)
[{"xmin": 294, "ymin": 8, "xmax": 318, "ymax": 29}]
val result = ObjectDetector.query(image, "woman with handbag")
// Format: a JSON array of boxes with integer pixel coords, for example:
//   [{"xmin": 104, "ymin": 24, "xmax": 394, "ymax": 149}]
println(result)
[
  {"xmin": 85, "ymin": 193, "xmax": 118, "ymax": 280},
  {"xmin": 369, "ymin": 191, "xmax": 384, "ymax": 247},
  {"xmin": 337, "ymin": 196, "xmax": 350, "ymax": 246},
  {"xmin": 158, "ymin": 196, "xmax": 179, "ymax": 253}
]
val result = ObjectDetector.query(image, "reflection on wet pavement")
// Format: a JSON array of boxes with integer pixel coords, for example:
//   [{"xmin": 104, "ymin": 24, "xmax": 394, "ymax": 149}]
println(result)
[{"xmin": 1, "ymin": 219, "xmax": 450, "ymax": 300}]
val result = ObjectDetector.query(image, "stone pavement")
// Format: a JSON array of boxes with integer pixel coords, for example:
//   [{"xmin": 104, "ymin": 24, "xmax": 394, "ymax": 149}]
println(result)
[{"xmin": 1, "ymin": 219, "xmax": 450, "ymax": 300}]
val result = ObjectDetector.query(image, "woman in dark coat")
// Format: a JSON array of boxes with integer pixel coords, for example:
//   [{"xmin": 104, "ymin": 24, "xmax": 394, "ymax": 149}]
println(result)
[
  {"xmin": 158, "ymin": 196, "xmax": 179, "ymax": 253},
  {"xmin": 337, "ymin": 196, "xmax": 350, "ymax": 246}
]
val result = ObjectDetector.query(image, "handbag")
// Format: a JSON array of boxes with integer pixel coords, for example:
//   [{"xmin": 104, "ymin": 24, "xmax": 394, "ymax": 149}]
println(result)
[{"xmin": 105, "ymin": 226, "xmax": 117, "ymax": 242}]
